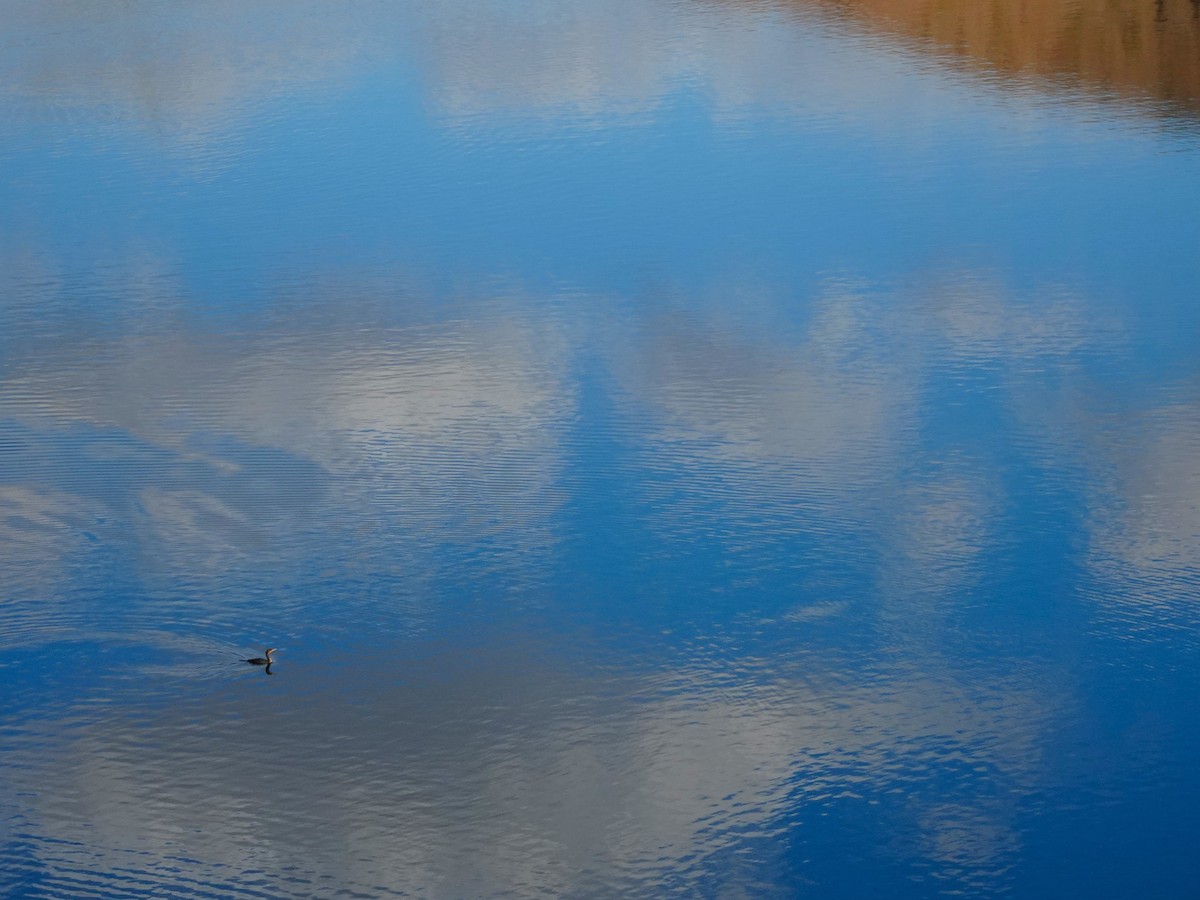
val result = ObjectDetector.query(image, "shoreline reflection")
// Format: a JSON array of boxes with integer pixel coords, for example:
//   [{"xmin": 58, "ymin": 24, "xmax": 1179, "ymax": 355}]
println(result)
[{"xmin": 768, "ymin": 0, "xmax": 1200, "ymax": 115}]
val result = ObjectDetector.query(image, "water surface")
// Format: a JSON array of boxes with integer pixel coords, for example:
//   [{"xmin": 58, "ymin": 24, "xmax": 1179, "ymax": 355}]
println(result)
[{"xmin": 2, "ymin": 1, "xmax": 1200, "ymax": 896}]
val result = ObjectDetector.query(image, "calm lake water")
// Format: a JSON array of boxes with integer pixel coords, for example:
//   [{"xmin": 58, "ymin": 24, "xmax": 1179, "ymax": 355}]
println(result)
[{"xmin": 2, "ymin": 1, "xmax": 1200, "ymax": 897}]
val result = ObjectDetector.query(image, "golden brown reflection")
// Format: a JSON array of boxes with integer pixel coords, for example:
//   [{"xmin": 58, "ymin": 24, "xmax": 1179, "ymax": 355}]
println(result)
[{"xmin": 772, "ymin": 0, "xmax": 1200, "ymax": 112}]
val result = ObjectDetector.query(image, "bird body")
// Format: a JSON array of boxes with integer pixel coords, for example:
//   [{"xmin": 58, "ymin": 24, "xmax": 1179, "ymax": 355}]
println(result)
[{"xmin": 245, "ymin": 648, "xmax": 277, "ymax": 666}]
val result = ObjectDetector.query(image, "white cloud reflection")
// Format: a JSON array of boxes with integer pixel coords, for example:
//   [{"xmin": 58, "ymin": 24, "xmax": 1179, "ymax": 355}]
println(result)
[
  {"xmin": 13, "ymin": 652, "xmax": 1051, "ymax": 897},
  {"xmin": 1, "ymin": 0, "xmax": 371, "ymax": 150},
  {"xmin": 1087, "ymin": 403, "xmax": 1200, "ymax": 623}
]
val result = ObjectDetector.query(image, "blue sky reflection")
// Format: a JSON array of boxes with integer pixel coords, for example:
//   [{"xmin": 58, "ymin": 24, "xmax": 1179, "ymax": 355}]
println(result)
[{"xmin": 2, "ymin": 1, "xmax": 1200, "ymax": 896}]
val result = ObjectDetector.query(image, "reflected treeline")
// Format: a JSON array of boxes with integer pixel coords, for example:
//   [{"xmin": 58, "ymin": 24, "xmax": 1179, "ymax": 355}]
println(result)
[{"xmin": 772, "ymin": 0, "xmax": 1200, "ymax": 113}]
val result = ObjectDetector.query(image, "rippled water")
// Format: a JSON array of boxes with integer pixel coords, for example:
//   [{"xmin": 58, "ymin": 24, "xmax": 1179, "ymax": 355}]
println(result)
[{"xmin": 2, "ymin": 1, "xmax": 1199, "ymax": 897}]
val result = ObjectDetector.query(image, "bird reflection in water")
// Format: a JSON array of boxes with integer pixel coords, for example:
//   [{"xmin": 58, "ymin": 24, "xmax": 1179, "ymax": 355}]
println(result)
[{"xmin": 242, "ymin": 648, "xmax": 277, "ymax": 675}]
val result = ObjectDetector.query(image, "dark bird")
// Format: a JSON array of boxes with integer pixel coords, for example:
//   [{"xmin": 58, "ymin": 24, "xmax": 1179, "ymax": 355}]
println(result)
[{"xmin": 244, "ymin": 648, "xmax": 277, "ymax": 666}]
